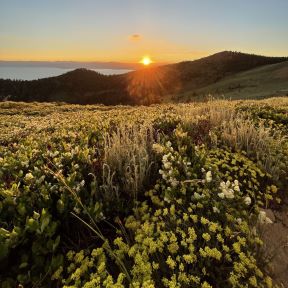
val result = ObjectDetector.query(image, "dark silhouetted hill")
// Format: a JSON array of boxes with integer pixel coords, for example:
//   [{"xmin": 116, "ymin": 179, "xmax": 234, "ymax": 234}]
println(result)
[{"xmin": 0, "ymin": 51, "xmax": 287, "ymax": 104}]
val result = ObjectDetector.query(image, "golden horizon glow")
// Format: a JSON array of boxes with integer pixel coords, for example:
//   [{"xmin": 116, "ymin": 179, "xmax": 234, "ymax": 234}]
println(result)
[{"xmin": 141, "ymin": 56, "xmax": 152, "ymax": 66}]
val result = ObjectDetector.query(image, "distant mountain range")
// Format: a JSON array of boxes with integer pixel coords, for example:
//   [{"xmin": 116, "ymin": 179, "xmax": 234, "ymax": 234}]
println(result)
[
  {"xmin": 0, "ymin": 60, "xmax": 142, "ymax": 70},
  {"xmin": 0, "ymin": 51, "xmax": 287, "ymax": 105}
]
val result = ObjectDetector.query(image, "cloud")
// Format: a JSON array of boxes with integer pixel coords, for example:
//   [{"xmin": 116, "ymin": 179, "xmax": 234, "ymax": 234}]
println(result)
[{"xmin": 129, "ymin": 34, "xmax": 142, "ymax": 42}]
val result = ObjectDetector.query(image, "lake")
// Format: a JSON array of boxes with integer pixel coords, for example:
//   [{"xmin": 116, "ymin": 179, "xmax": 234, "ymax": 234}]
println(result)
[{"xmin": 0, "ymin": 67, "xmax": 132, "ymax": 81}]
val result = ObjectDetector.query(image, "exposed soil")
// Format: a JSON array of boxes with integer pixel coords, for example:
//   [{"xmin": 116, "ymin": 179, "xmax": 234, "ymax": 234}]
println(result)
[{"xmin": 260, "ymin": 204, "xmax": 288, "ymax": 287}]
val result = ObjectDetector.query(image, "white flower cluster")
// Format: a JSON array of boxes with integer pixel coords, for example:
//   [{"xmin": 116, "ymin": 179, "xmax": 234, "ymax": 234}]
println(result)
[
  {"xmin": 218, "ymin": 180, "xmax": 240, "ymax": 199},
  {"xmin": 244, "ymin": 196, "xmax": 252, "ymax": 206},
  {"xmin": 159, "ymin": 151, "xmax": 179, "ymax": 187}
]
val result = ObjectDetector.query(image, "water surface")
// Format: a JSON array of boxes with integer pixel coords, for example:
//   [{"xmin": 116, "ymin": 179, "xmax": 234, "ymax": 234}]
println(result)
[{"xmin": 0, "ymin": 67, "xmax": 132, "ymax": 81}]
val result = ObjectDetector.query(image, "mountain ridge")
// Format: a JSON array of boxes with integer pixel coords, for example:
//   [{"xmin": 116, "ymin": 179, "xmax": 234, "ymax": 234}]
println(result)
[{"xmin": 0, "ymin": 51, "xmax": 287, "ymax": 105}]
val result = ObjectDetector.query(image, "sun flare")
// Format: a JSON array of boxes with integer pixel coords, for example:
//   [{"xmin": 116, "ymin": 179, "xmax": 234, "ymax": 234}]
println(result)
[{"xmin": 141, "ymin": 56, "xmax": 152, "ymax": 66}]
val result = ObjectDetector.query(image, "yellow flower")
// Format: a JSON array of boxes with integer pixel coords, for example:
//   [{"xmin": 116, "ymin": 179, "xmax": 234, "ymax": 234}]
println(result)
[
  {"xmin": 166, "ymin": 256, "xmax": 176, "ymax": 269},
  {"xmin": 202, "ymin": 233, "xmax": 211, "ymax": 242}
]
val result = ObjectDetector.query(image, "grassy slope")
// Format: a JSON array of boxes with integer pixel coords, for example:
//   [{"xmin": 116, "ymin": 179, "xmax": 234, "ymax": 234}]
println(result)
[{"xmin": 173, "ymin": 61, "xmax": 288, "ymax": 101}]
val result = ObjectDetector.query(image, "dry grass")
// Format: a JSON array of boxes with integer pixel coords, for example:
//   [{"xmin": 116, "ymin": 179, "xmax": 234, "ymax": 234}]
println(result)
[{"xmin": 102, "ymin": 123, "xmax": 156, "ymax": 202}]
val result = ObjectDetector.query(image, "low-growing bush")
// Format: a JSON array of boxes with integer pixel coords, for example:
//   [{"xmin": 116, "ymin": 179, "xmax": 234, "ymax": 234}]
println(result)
[{"xmin": 1, "ymin": 98, "xmax": 287, "ymax": 287}]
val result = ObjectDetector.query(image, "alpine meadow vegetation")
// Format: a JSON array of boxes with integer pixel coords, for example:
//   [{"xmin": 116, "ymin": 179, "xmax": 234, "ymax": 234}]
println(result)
[{"xmin": 0, "ymin": 97, "xmax": 288, "ymax": 287}]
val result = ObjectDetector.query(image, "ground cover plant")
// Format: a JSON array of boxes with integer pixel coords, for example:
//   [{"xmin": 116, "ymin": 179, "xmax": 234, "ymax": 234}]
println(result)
[{"xmin": 0, "ymin": 97, "xmax": 288, "ymax": 287}]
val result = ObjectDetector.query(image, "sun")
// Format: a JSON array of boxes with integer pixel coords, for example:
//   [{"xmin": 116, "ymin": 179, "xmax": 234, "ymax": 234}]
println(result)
[{"xmin": 141, "ymin": 56, "xmax": 152, "ymax": 66}]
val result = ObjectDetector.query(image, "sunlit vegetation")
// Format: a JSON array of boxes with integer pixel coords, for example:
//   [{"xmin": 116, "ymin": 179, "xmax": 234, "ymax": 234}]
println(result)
[{"xmin": 0, "ymin": 97, "xmax": 288, "ymax": 287}]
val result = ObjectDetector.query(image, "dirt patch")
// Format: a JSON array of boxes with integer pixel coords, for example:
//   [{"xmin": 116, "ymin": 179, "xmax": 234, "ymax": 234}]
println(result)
[{"xmin": 259, "ymin": 206, "xmax": 288, "ymax": 287}]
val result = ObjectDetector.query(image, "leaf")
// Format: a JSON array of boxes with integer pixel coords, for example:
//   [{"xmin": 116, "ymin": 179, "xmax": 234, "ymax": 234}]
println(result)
[
  {"xmin": 0, "ymin": 242, "xmax": 9, "ymax": 260},
  {"xmin": 52, "ymin": 236, "xmax": 60, "ymax": 251},
  {"xmin": 40, "ymin": 216, "xmax": 50, "ymax": 233}
]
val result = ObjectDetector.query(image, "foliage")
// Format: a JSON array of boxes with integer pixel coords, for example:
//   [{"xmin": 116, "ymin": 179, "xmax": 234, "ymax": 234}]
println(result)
[{"xmin": 0, "ymin": 98, "xmax": 287, "ymax": 287}]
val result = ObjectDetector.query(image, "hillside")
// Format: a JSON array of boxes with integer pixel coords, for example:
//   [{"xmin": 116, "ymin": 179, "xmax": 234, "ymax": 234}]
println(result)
[
  {"xmin": 0, "ymin": 51, "xmax": 287, "ymax": 104},
  {"xmin": 173, "ymin": 60, "xmax": 288, "ymax": 101}
]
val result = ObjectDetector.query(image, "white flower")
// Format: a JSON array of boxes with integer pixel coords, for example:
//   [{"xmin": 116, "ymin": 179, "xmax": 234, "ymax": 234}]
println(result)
[
  {"xmin": 258, "ymin": 211, "xmax": 273, "ymax": 224},
  {"xmin": 213, "ymin": 206, "xmax": 220, "ymax": 213},
  {"xmin": 236, "ymin": 218, "xmax": 242, "ymax": 224},
  {"xmin": 24, "ymin": 172, "xmax": 34, "ymax": 182},
  {"xmin": 218, "ymin": 192, "xmax": 225, "ymax": 199},
  {"xmin": 164, "ymin": 162, "xmax": 172, "ymax": 169},
  {"xmin": 225, "ymin": 189, "xmax": 235, "ymax": 199},
  {"xmin": 162, "ymin": 154, "xmax": 169, "ymax": 162},
  {"xmin": 170, "ymin": 179, "xmax": 179, "ymax": 187},
  {"xmin": 233, "ymin": 180, "xmax": 240, "ymax": 192},
  {"xmin": 219, "ymin": 180, "xmax": 235, "ymax": 199},
  {"xmin": 166, "ymin": 141, "xmax": 172, "ymax": 148},
  {"xmin": 164, "ymin": 197, "xmax": 171, "ymax": 203},
  {"xmin": 244, "ymin": 196, "xmax": 251, "ymax": 206},
  {"xmin": 205, "ymin": 171, "xmax": 212, "ymax": 183}
]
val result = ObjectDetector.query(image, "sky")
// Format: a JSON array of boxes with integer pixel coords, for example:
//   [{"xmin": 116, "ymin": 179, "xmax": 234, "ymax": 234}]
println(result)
[{"xmin": 0, "ymin": 0, "xmax": 288, "ymax": 63}]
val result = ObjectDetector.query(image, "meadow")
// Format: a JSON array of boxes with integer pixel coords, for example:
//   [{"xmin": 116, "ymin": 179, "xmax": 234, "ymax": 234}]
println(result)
[{"xmin": 0, "ymin": 98, "xmax": 288, "ymax": 287}]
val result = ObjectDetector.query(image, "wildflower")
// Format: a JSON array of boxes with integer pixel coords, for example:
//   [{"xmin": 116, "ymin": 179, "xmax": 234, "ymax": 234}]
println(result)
[
  {"xmin": 212, "ymin": 206, "xmax": 220, "ymax": 213},
  {"xmin": 152, "ymin": 143, "xmax": 164, "ymax": 154},
  {"xmin": 244, "ymin": 196, "xmax": 251, "ymax": 205},
  {"xmin": 219, "ymin": 181, "xmax": 235, "ymax": 199},
  {"xmin": 233, "ymin": 180, "xmax": 240, "ymax": 192},
  {"xmin": 218, "ymin": 192, "xmax": 225, "ymax": 199},
  {"xmin": 166, "ymin": 141, "xmax": 172, "ymax": 148},
  {"xmin": 205, "ymin": 171, "xmax": 212, "ymax": 183},
  {"xmin": 201, "ymin": 282, "xmax": 213, "ymax": 288},
  {"xmin": 183, "ymin": 254, "xmax": 196, "ymax": 264},
  {"xmin": 163, "ymin": 162, "xmax": 172, "ymax": 169},
  {"xmin": 174, "ymin": 127, "xmax": 187, "ymax": 138},
  {"xmin": 200, "ymin": 217, "xmax": 209, "ymax": 225},
  {"xmin": 24, "ymin": 172, "xmax": 34, "ymax": 182},
  {"xmin": 271, "ymin": 185, "xmax": 278, "ymax": 193},
  {"xmin": 170, "ymin": 178, "xmax": 179, "ymax": 187},
  {"xmin": 166, "ymin": 256, "xmax": 176, "ymax": 269},
  {"xmin": 202, "ymin": 233, "xmax": 211, "ymax": 242},
  {"xmin": 258, "ymin": 210, "xmax": 273, "ymax": 224},
  {"xmin": 236, "ymin": 218, "xmax": 242, "ymax": 224}
]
